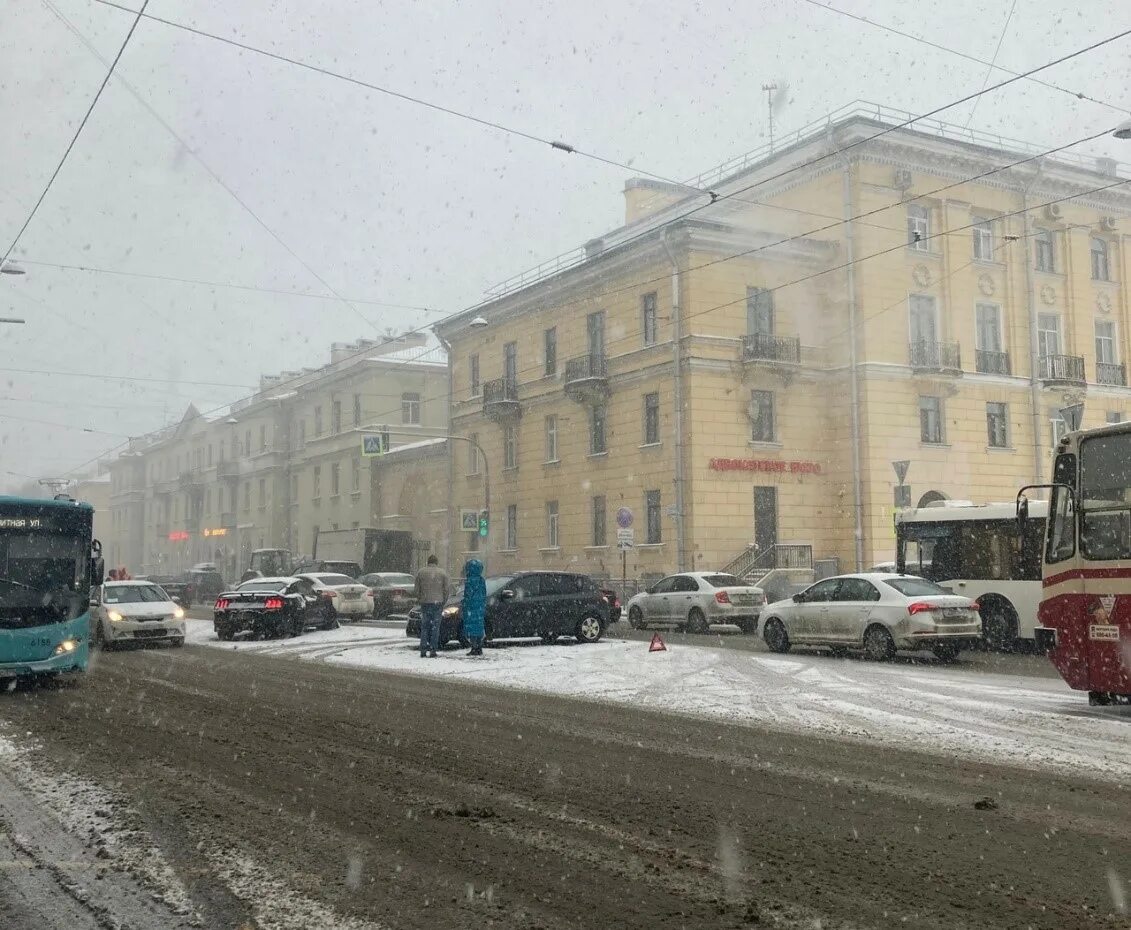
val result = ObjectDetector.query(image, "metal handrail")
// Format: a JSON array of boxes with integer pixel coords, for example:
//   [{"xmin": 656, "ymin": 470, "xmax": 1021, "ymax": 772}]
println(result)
[
  {"xmin": 909, "ymin": 340, "xmax": 961, "ymax": 371},
  {"xmin": 1038, "ymin": 354, "xmax": 1086, "ymax": 382},
  {"xmin": 721, "ymin": 543, "xmax": 813, "ymax": 579},
  {"xmin": 482, "ymin": 376, "xmax": 519, "ymax": 404},
  {"xmin": 974, "ymin": 349, "xmax": 1011, "ymax": 375},
  {"xmin": 1097, "ymin": 361, "xmax": 1127, "ymax": 386},
  {"xmin": 564, "ymin": 353, "xmax": 609, "ymax": 382},
  {"xmin": 742, "ymin": 332, "xmax": 801, "ymax": 364}
]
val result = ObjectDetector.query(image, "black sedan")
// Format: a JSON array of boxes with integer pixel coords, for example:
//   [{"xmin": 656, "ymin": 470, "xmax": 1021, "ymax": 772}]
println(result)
[
  {"xmin": 213, "ymin": 576, "xmax": 337, "ymax": 641},
  {"xmin": 405, "ymin": 571, "xmax": 609, "ymax": 647}
]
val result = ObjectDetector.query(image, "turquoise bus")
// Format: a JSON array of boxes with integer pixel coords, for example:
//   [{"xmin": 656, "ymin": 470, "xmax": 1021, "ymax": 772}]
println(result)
[{"xmin": 0, "ymin": 495, "xmax": 104, "ymax": 686}]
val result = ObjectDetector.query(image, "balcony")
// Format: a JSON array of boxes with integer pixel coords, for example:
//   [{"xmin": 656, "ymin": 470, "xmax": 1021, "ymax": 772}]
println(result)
[
  {"xmin": 741, "ymin": 332, "xmax": 801, "ymax": 368},
  {"xmin": 564, "ymin": 353, "xmax": 610, "ymax": 404},
  {"xmin": 909, "ymin": 340, "xmax": 962, "ymax": 375},
  {"xmin": 178, "ymin": 469, "xmax": 203, "ymax": 491},
  {"xmin": 1097, "ymin": 361, "xmax": 1127, "ymax": 386},
  {"xmin": 975, "ymin": 349, "xmax": 1011, "ymax": 376},
  {"xmin": 216, "ymin": 459, "xmax": 242, "ymax": 480},
  {"xmin": 482, "ymin": 377, "xmax": 521, "ymax": 421},
  {"xmin": 1038, "ymin": 354, "xmax": 1086, "ymax": 386}
]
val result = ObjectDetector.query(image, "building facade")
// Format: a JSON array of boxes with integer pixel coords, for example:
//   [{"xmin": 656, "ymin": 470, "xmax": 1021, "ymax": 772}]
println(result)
[
  {"xmin": 105, "ymin": 337, "xmax": 449, "ymax": 580},
  {"xmin": 437, "ymin": 103, "xmax": 1131, "ymax": 584}
]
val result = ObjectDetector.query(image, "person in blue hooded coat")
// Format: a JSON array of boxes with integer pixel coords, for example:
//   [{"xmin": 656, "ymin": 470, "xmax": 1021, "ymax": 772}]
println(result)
[{"xmin": 461, "ymin": 559, "xmax": 487, "ymax": 656}]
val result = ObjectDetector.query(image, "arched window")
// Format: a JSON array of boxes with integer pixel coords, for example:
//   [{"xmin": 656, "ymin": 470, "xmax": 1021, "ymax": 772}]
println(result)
[{"xmin": 1091, "ymin": 237, "xmax": 1111, "ymax": 281}]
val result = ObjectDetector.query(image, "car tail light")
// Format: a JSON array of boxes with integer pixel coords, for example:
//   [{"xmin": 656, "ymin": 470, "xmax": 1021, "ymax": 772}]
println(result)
[
  {"xmin": 907, "ymin": 601, "xmax": 937, "ymax": 615},
  {"xmin": 368, "ymin": 589, "xmax": 378, "ymax": 597},
  {"xmin": 264, "ymin": 597, "xmax": 285, "ymax": 610},
  {"xmin": 715, "ymin": 591, "xmax": 732, "ymax": 605},
  {"xmin": 970, "ymin": 600, "xmax": 981, "ymax": 612},
  {"xmin": 322, "ymin": 590, "xmax": 338, "ymax": 599},
  {"xmin": 215, "ymin": 598, "xmax": 229, "ymax": 610}
]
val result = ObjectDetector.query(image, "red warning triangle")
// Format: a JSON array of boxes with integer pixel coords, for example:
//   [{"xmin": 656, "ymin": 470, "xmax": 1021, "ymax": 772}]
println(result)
[{"xmin": 648, "ymin": 632, "xmax": 667, "ymax": 652}]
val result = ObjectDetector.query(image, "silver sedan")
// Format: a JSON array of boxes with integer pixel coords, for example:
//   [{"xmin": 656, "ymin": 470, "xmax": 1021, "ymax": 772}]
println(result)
[
  {"xmin": 626, "ymin": 572, "xmax": 765, "ymax": 634},
  {"xmin": 757, "ymin": 573, "xmax": 981, "ymax": 661}
]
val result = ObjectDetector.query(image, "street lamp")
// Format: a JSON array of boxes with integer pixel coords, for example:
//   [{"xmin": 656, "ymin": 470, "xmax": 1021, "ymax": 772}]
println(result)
[
  {"xmin": 0, "ymin": 318, "xmax": 25, "ymax": 325},
  {"xmin": 0, "ymin": 261, "xmax": 26, "ymax": 276},
  {"xmin": 469, "ymin": 316, "xmax": 488, "ymax": 328},
  {"xmin": 1113, "ymin": 120, "xmax": 1131, "ymax": 141}
]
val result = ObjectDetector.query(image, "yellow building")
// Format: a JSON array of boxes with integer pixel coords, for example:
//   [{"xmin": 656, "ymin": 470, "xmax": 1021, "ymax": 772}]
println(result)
[{"xmin": 437, "ymin": 103, "xmax": 1131, "ymax": 586}]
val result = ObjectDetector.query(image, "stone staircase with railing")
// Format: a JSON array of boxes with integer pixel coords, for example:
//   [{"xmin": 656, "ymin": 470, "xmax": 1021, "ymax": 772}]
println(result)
[{"xmin": 721, "ymin": 544, "xmax": 815, "ymax": 603}]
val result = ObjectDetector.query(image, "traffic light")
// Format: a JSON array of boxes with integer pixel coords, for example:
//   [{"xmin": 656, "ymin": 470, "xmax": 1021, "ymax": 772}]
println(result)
[{"xmin": 478, "ymin": 510, "xmax": 489, "ymax": 537}]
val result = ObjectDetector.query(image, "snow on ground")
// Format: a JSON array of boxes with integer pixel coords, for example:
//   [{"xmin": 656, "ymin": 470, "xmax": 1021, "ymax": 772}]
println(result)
[{"xmin": 184, "ymin": 619, "xmax": 1131, "ymax": 781}]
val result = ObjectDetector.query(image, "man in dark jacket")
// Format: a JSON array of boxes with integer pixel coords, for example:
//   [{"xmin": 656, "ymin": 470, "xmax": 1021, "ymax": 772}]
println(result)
[{"xmin": 414, "ymin": 555, "xmax": 449, "ymax": 658}]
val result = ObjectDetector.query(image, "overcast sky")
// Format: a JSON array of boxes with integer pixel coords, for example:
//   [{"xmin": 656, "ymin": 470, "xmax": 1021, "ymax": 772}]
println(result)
[{"xmin": 1, "ymin": 0, "xmax": 1129, "ymax": 491}]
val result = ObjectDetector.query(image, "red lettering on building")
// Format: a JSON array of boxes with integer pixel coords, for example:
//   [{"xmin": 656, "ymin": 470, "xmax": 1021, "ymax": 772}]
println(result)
[{"xmin": 709, "ymin": 457, "xmax": 822, "ymax": 474}]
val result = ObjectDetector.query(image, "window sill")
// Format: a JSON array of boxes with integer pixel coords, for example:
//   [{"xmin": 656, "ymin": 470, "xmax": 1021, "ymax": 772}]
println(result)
[
  {"xmin": 986, "ymin": 445, "xmax": 1015, "ymax": 453},
  {"xmin": 543, "ymin": 459, "xmax": 561, "ymax": 467},
  {"xmin": 465, "ymin": 472, "xmax": 482, "ymax": 479},
  {"xmin": 538, "ymin": 546, "xmax": 561, "ymax": 553},
  {"xmin": 330, "ymin": 495, "xmax": 340, "ymax": 501},
  {"xmin": 503, "ymin": 466, "xmax": 518, "ymax": 474},
  {"xmin": 350, "ymin": 491, "xmax": 362, "ymax": 499},
  {"xmin": 497, "ymin": 547, "xmax": 518, "ymax": 554},
  {"xmin": 587, "ymin": 451, "xmax": 609, "ymax": 459},
  {"xmin": 635, "ymin": 543, "xmax": 664, "ymax": 550},
  {"xmin": 1094, "ymin": 277, "xmax": 1119, "ymax": 286},
  {"xmin": 907, "ymin": 247, "xmax": 941, "ymax": 258},
  {"xmin": 639, "ymin": 442, "xmax": 662, "ymax": 450},
  {"xmin": 584, "ymin": 545, "xmax": 609, "ymax": 551},
  {"xmin": 748, "ymin": 440, "xmax": 783, "ymax": 450},
  {"xmin": 972, "ymin": 258, "xmax": 1005, "ymax": 268},
  {"xmin": 919, "ymin": 442, "xmax": 950, "ymax": 449},
  {"xmin": 312, "ymin": 498, "xmax": 321, "ymax": 504}
]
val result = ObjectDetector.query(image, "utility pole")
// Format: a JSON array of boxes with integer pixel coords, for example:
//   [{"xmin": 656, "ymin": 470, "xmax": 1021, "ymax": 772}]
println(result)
[{"xmin": 762, "ymin": 82, "xmax": 779, "ymax": 153}]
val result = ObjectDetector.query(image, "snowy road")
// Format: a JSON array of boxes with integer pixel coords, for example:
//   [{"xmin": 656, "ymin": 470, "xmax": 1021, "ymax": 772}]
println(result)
[{"xmin": 185, "ymin": 619, "xmax": 1131, "ymax": 781}]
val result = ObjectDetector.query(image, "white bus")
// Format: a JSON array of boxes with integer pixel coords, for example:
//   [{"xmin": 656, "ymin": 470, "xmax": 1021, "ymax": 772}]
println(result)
[{"xmin": 895, "ymin": 501, "xmax": 1047, "ymax": 649}]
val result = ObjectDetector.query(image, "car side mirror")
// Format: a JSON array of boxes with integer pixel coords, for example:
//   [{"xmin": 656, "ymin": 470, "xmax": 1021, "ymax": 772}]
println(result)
[
  {"xmin": 1016, "ymin": 495, "xmax": 1029, "ymax": 538},
  {"xmin": 89, "ymin": 595, "xmax": 99, "ymax": 607},
  {"xmin": 792, "ymin": 593, "xmax": 804, "ymax": 603},
  {"xmin": 499, "ymin": 589, "xmax": 516, "ymax": 600}
]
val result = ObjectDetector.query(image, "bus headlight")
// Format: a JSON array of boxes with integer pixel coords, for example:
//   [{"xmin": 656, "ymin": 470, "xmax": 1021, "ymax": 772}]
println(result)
[
  {"xmin": 53, "ymin": 639, "xmax": 78, "ymax": 656},
  {"xmin": 107, "ymin": 610, "xmax": 124, "ymax": 623}
]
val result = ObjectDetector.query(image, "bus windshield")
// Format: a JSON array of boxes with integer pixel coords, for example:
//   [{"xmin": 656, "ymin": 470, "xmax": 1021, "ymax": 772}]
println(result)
[
  {"xmin": 0, "ymin": 530, "xmax": 88, "ymax": 628},
  {"xmin": 1079, "ymin": 432, "xmax": 1131, "ymax": 561}
]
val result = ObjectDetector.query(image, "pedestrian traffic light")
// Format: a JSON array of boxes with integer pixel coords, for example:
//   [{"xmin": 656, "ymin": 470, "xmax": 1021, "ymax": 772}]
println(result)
[{"xmin": 478, "ymin": 510, "xmax": 489, "ymax": 537}]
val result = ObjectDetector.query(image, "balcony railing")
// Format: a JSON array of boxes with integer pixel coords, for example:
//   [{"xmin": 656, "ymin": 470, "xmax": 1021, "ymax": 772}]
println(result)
[
  {"xmin": 741, "ymin": 332, "xmax": 801, "ymax": 366},
  {"xmin": 1038, "ymin": 354, "xmax": 1086, "ymax": 385},
  {"xmin": 482, "ymin": 376, "xmax": 521, "ymax": 420},
  {"xmin": 216, "ymin": 459, "xmax": 242, "ymax": 479},
  {"xmin": 909, "ymin": 340, "xmax": 962, "ymax": 373},
  {"xmin": 975, "ymin": 349, "xmax": 1011, "ymax": 376},
  {"xmin": 564, "ymin": 353, "xmax": 610, "ymax": 404},
  {"xmin": 178, "ymin": 469, "xmax": 203, "ymax": 491},
  {"xmin": 1097, "ymin": 361, "xmax": 1127, "ymax": 386}
]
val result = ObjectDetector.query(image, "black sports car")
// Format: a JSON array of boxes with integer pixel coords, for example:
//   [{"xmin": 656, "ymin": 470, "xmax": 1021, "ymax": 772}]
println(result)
[{"xmin": 213, "ymin": 576, "xmax": 337, "ymax": 641}]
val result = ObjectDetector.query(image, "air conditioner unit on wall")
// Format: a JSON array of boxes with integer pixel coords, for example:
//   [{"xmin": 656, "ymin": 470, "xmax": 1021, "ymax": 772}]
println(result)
[
  {"xmin": 1101, "ymin": 216, "xmax": 1118, "ymax": 232},
  {"xmin": 1045, "ymin": 203, "xmax": 1063, "ymax": 221},
  {"xmin": 893, "ymin": 169, "xmax": 913, "ymax": 191}
]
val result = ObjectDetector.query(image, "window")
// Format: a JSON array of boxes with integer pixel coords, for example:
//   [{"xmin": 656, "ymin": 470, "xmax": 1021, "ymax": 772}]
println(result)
[
  {"xmin": 586, "ymin": 310, "xmax": 606, "ymax": 357},
  {"xmin": 353, "ymin": 393, "xmax": 362, "ymax": 427},
  {"xmin": 975, "ymin": 303, "xmax": 1003, "ymax": 353},
  {"xmin": 746, "ymin": 287, "xmax": 774, "ymax": 335},
  {"xmin": 1095, "ymin": 320, "xmax": 1117, "ymax": 364},
  {"xmin": 298, "ymin": 420, "xmax": 306, "ymax": 447},
  {"xmin": 1050, "ymin": 412, "xmax": 1068, "ymax": 447},
  {"xmin": 205, "ymin": 489, "xmax": 211, "ymax": 514},
  {"xmin": 1046, "ymin": 453, "xmax": 1077, "ymax": 563},
  {"xmin": 972, "ymin": 216, "xmax": 994, "ymax": 261},
  {"xmin": 836, "ymin": 578, "xmax": 881, "ymax": 602},
  {"xmin": 645, "ymin": 490, "xmax": 662, "ymax": 544},
  {"xmin": 313, "ymin": 466, "xmax": 321, "ymax": 499},
  {"xmin": 401, "ymin": 392, "xmax": 421, "ymax": 425},
  {"xmin": 332, "ymin": 400, "xmax": 342, "ymax": 434},
  {"xmin": 258, "ymin": 478, "xmax": 266, "ymax": 507},
  {"xmin": 505, "ymin": 504, "xmax": 517, "ymax": 550},
  {"xmin": 207, "ymin": 445, "xmax": 213, "ymax": 466},
  {"xmin": 503, "ymin": 425, "xmax": 517, "ymax": 469},
  {"xmin": 642, "ymin": 292, "xmax": 658, "ymax": 345},
  {"xmin": 907, "ymin": 204, "xmax": 930, "ymax": 250},
  {"xmin": 643, "ymin": 392, "xmax": 660, "ymax": 445},
  {"xmin": 469, "ymin": 354, "xmax": 480, "ymax": 396},
  {"xmin": 468, "ymin": 433, "xmax": 479, "ymax": 474},
  {"xmin": 314, "ymin": 406, "xmax": 323, "ymax": 437},
  {"xmin": 352, "ymin": 457, "xmax": 360, "ymax": 492},
  {"xmin": 909, "ymin": 294, "xmax": 937, "ymax": 345},
  {"xmin": 919, "ymin": 395, "xmax": 944, "ymax": 444},
  {"xmin": 1091, "ymin": 237, "xmax": 1111, "ymax": 281},
  {"xmin": 544, "ymin": 327, "xmax": 557, "ymax": 375},
  {"xmin": 504, "ymin": 341, "xmax": 517, "ymax": 384},
  {"xmin": 592, "ymin": 495, "xmax": 606, "ymax": 546},
  {"xmin": 542, "ymin": 415, "xmax": 558, "ymax": 463},
  {"xmin": 290, "ymin": 474, "xmax": 298, "ymax": 501},
  {"xmin": 331, "ymin": 463, "xmax": 340, "ymax": 496},
  {"xmin": 750, "ymin": 390, "xmax": 775, "ymax": 443},
  {"xmin": 242, "ymin": 481, "xmax": 251, "ymax": 512},
  {"xmin": 259, "ymin": 424, "xmax": 267, "ymax": 452},
  {"xmin": 1038, "ymin": 313, "xmax": 1061, "ymax": 358},
  {"xmin": 1035, "ymin": 229, "xmax": 1056, "ymax": 273},
  {"xmin": 244, "ymin": 430, "xmax": 251, "ymax": 457},
  {"xmin": 589, "ymin": 406, "xmax": 607, "ymax": 454},
  {"xmin": 1108, "ymin": 411, "xmax": 1125, "ymax": 425},
  {"xmin": 546, "ymin": 500, "xmax": 559, "ymax": 548},
  {"xmin": 986, "ymin": 402, "xmax": 1009, "ymax": 448}
]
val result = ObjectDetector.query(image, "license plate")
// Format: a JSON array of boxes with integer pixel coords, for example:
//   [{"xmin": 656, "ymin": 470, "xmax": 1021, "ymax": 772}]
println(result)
[
  {"xmin": 135, "ymin": 629, "xmax": 166, "ymax": 639},
  {"xmin": 344, "ymin": 592, "xmax": 360, "ymax": 600},
  {"xmin": 1089, "ymin": 624, "xmax": 1120, "ymax": 641},
  {"xmin": 942, "ymin": 609, "xmax": 966, "ymax": 619},
  {"xmin": 732, "ymin": 595, "xmax": 751, "ymax": 605}
]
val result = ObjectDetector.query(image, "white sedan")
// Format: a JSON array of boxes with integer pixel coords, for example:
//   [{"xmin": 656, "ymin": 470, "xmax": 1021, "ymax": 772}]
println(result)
[
  {"xmin": 625, "ymin": 572, "xmax": 765, "ymax": 634},
  {"xmin": 295, "ymin": 573, "xmax": 375, "ymax": 620},
  {"xmin": 93, "ymin": 580, "xmax": 186, "ymax": 648},
  {"xmin": 757, "ymin": 573, "xmax": 981, "ymax": 661}
]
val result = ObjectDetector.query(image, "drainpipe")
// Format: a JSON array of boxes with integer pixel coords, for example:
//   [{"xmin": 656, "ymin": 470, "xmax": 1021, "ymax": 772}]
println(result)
[
  {"xmin": 661, "ymin": 229, "xmax": 688, "ymax": 571},
  {"xmin": 437, "ymin": 332, "xmax": 455, "ymax": 575},
  {"xmin": 841, "ymin": 158, "xmax": 865, "ymax": 572},
  {"xmin": 1021, "ymin": 165, "xmax": 1044, "ymax": 484}
]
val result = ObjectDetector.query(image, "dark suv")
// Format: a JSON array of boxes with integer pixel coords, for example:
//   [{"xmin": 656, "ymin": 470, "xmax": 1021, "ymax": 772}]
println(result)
[{"xmin": 406, "ymin": 571, "xmax": 609, "ymax": 646}]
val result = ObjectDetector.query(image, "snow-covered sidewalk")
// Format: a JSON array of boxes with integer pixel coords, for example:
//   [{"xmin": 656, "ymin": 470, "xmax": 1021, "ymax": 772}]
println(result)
[{"xmin": 184, "ymin": 618, "xmax": 1131, "ymax": 781}]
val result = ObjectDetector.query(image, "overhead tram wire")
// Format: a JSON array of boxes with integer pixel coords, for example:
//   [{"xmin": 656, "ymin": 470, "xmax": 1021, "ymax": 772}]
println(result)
[
  {"xmin": 86, "ymin": 0, "xmax": 699, "ymax": 194},
  {"xmin": 963, "ymin": 0, "xmax": 1020, "ymax": 130},
  {"xmin": 796, "ymin": 0, "xmax": 1130, "ymax": 116},
  {"xmin": 0, "ymin": 0, "xmax": 150, "ymax": 270}
]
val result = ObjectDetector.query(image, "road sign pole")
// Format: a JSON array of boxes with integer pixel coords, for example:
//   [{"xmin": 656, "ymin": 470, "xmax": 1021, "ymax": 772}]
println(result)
[{"xmin": 621, "ymin": 548, "xmax": 627, "ymax": 608}]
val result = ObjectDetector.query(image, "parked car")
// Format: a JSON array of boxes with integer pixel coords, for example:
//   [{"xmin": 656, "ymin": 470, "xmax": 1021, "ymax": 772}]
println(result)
[
  {"xmin": 92, "ymin": 580, "xmax": 185, "ymax": 648},
  {"xmin": 757, "ymin": 573, "xmax": 981, "ymax": 661},
  {"xmin": 295, "ymin": 572, "xmax": 374, "ymax": 621},
  {"xmin": 187, "ymin": 564, "xmax": 228, "ymax": 600},
  {"xmin": 405, "ymin": 571, "xmax": 609, "ymax": 646},
  {"xmin": 625, "ymin": 572, "xmax": 765, "ymax": 633},
  {"xmin": 292, "ymin": 559, "xmax": 363, "ymax": 579},
  {"xmin": 360, "ymin": 572, "xmax": 417, "ymax": 619},
  {"xmin": 213, "ymin": 576, "xmax": 336, "ymax": 640},
  {"xmin": 135, "ymin": 573, "xmax": 195, "ymax": 609}
]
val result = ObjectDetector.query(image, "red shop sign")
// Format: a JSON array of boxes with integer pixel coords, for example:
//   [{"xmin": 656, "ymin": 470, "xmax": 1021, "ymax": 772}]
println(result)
[{"xmin": 709, "ymin": 458, "xmax": 822, "ymax": 475}]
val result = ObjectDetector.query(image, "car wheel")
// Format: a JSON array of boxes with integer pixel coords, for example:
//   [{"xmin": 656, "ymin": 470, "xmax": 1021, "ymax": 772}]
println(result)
[
  {"xmin": 575, "ymin": 615, "xmax": 603, "ymax": 644},
  {"xmin": 686, "ymin": 608, "xmax": 708, "ymax": 635},
  {"xmin": 628, "ymin": 606, "xmax": 646, "ymax": 630},
  {"xmin": 763, "ymin": 618, "xmax": 791, "ymax": 654},
  {"xmin": 321, "ymin": 610, "xmax": 340, "ymax": 631},
  {"xmin": 216, "ymin": 628, "xmax": 233, "ymax": 642},
  {"xmin": 932, "ymin": 641, "xmax": 961, "ymax": 663},
  {"xmin": 980, "ymin": 601, "xmax": 1017, "ymax": 651},
  {"xmin": 863, "ymin": 624, "xmax": 896, "ymax": 662}
]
